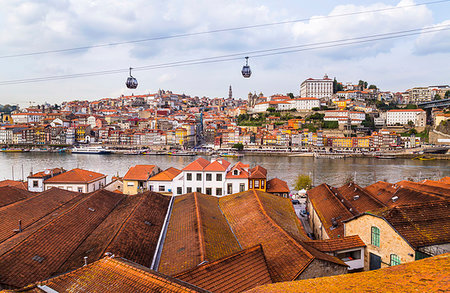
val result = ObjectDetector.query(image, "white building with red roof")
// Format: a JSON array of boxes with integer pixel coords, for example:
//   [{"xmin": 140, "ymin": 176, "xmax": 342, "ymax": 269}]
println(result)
[
  {"xmin": 288, "ymin": 97, "xmax": 320, "ymax": 111},
  {"xmin": 300, "ymin": 74, "xmax": 333, "ymax": 99},
  {"xmin": 386, "ymin": 109, "xmax": 426, "ymax": 127},
  {"xmin": 27, "ymin": 168, "xmax": 66, "ymax": 192},
  {"xmin": 44, "ymin": 168, "xmax": 107, "ymax": 193}
]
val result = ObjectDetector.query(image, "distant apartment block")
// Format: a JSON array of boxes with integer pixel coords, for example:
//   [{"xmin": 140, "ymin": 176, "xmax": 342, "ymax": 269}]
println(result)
[{"xmin": 386, "ymin": 109, "xmax": 426, "ymax": 127}]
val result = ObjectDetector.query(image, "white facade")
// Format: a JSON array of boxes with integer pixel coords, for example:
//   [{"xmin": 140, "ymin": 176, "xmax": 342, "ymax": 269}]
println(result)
[
  {"xmin": 44, "ymin": 178, "xmax": 106, "ymax": 193},
  {"xmin": 300, "ymin": 74, "xmax": 333, "ymax": 99},
  {"xmin": 386, "ymin": 110, "xmax": 426, "ymax": 127},
  {"xmin": 324, "ymin": 110, "xmax": 365, "ymax": 125},
  {"xmin": 288, "ymin": 98, "xmax": 320, "ymax": 111}
]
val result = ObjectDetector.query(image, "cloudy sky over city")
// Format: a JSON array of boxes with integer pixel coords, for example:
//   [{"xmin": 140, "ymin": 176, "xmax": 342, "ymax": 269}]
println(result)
[{"xmin": 0, "ymin": 0, "xmax": 449, "ymax": 106}]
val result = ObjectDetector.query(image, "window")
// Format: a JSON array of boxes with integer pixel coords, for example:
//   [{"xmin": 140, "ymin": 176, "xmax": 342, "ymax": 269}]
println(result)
[
  {"xmin": 187, "ymin": 173, "xmax": 192, "ymax": 181},
  {"xmin": 239, "ymin": 183, "xmax": 245, "ymax": 192},
  {"xmin": 206, "ymin": 173, "xmax": 212, "ymax": 181},
  {"xmin": 206, "ymin": 188, "xmax": 212, "ymax": 195},
  {"xmin": 390, "ymin": 254, "xmax": 401, "ymax": 266},
  {"xmin": 233, "ymin": 170, "xmax": 239, "ymax": 175},
  {"xmin": 255, "ymin": 180, "xmax": 259, "ymax": 188},
  {"xmin": 127, "ymin": 182, "xmax": 134, "ymax": 186},
  {"xmin": 177, "ymin": 187, "xmax": 182, "ymax": 195},
  {"xmin": 33, "ymin": 180, "xmax": 39, "ymax": 187},
  {"xmin": 159, "ymin": 186, "xmax": 165, "ymax": 192},
  {"xmin": 261, "ymin": 180, "xmax": 265, "ymax": 189},
  {"xmin": 78, "ymin": 187, "xmax": 83, "ymax": 192},
  {"xmin": 216, "ymin": 174, "xmax": 222, "ymax": 181},
  {"xmin": 196, "ymin": 173, "xmax": 202, "ymax": 181},
  {"xmin": 196, "ymin": 187, "xmax": 202, "ymax": 193},
  {"xmin": 249, "ymin": 180, "xmax": 253, "ymax": 189},
  {"xmin": 227, "ymin": 183, "xmax": 233, "ymax": 194},
  {"xmin": 216, "ymin": 188, "xmax": 222, "ymax": 196},
  {"xmin": 371, "ymin": 226, "xmax": 380, "ymax": 247},
  {"xmin": 187, "ymin": 187, "xmax": 192, "ymax": 193},
  {"xmin": 149, "ymin": 185, "xmax": 153, "ymax": 191}
]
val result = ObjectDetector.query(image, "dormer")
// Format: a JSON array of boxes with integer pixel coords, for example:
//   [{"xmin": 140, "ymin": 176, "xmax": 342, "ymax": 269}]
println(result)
[{"xmin": 233, "ymin": 169, "xmax": 240, "ymax": 176}]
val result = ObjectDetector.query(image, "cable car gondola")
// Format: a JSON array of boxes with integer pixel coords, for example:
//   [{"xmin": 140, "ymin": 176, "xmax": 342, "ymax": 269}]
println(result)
[
  {"xmin": 126, "ymin": 67, "xmax": 138, "ymax": 89},
  {"xmin": 241, "ymin": 56, "xmax": 251, "ymax": 78}
]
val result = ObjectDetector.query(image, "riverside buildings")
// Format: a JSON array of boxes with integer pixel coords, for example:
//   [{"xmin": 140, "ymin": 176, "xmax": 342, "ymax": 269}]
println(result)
[{"xmin": 300, "ymin": 74, "xmax": 334, "ymax": 99}]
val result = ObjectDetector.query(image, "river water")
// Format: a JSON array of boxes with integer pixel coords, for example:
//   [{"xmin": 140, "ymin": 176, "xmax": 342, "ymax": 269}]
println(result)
[{"xmin": 1, "ymin": 153, "xmax": 449, "ymax": 190}]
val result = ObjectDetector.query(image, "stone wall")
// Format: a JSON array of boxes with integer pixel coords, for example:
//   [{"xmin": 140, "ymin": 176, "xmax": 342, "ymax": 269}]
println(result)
[
  {"xmin": 344, "ymin": 214, "xmax": 415, "ymax": 270},
  {"xmin": 297, "ymin": 259, "xmax": 347, "ymax": 280}
]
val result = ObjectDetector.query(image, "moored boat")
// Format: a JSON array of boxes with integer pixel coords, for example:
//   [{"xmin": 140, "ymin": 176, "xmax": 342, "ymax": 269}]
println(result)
[{"xmin": 71, "ymin": 146, "xmax": 111, "ymax": 154}]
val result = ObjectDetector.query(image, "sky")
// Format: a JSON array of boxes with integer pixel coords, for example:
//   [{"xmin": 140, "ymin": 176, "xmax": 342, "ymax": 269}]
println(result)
[{"xmin": 0, "ymin": 0, "xmax": 449, "ymax": 106}]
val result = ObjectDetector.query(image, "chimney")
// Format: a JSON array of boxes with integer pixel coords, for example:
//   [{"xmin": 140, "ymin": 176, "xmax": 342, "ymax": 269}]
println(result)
[{"xmin": 19, "ymin": 220, "xmax": 22, "ymax": 232}]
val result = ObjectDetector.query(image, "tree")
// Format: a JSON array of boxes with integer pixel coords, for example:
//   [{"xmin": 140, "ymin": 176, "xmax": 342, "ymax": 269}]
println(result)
[
  {"xmin": 287, "ymin": 93, "xmax": 295, "ymax": 99},
  {"xmin": 333, "ymin": 78, "xmax": 343, "ymax": 93},
  {"xmin": 445, "ymin": 90, "xmax": 450, "ymax": 98},
  {"xmin": 368, "ymin": 84, "xmax": 377, "ymax": 90},
  {"xmin": 267, "ymin": 107, "xmax": 276, "ymax": 113},
  {"xmin": 232, "ymin": 143, "xmax": 244, "ymax": 151},
  {"xmin": 405, "ymin": 104, "xmax": 418, "ymax": 109},
  {"xmin": 358, "ymin": 80, "xmax": 368, "ymax": 89},
  {"xmin": 295, "ymin": 174, "xmax": 312, "ymax": 191}
]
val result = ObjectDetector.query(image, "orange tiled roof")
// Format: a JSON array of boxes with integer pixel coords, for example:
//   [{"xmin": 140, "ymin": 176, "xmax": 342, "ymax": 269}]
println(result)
[
  {"xmin": 304, "ymin": 235, "xmax": 365, "ymax": 252},
  {"xmin": 395, "ymin": 180, "xmax": 450, "ymax": 198},
  {"xmin": 0, "ymin": 186, "xmax": 32, "ymax": 208},
  {"xmin": 44, "ymin": 168, "xmax": 106, "ymax": 184},
  {"xmin": 123, "ymin": 165, "xmax": 157, "ymax": 181},
  {"xmin": 245, "ymin": 253, "xmax": 450, "ymax": 293},
  {"xmin": 149, "ymin": 167, "xmax": 181, "ymax": 181},
  {"xmin": 0, "ymin": 180, "xmax": 27, "ymax": 190},
  {"xmin": 266, "ymin": 178, "xmax": 290, "ymax": 193},
  {"xmin": 158, "ymin": 192, "xmax": 241, "ymax": 276},
  {"xmin": 307, "ymin": 184, "xmax": 355, "ymax": 239},
  {"xmin": 174, "ymin": 245, "xmax": 272, "ymax": 293},
  {"xmin": 182, "ymin": 158, "xmax": 211, "ymax": 171},
  {"xmin": 249, "ymin": 165, "xmax": 267, "ymax": 179},
  {"xmin": 334, "ymin": 182, "xmax": 386, "ymax": 213},
  {"xmin": 219, "ymin": 190, "xmax": 345, "ymax": 282},
  {"xmin": 28, "ymin": 168, "xmax": 65, "ymax": 178},
  {"xmin": 204, "ymin": 159, "xmax": 230, "ymax": 172},
  {"xmin": 8, "ymin": 257, "xmax": 209, "ymax": 293}
]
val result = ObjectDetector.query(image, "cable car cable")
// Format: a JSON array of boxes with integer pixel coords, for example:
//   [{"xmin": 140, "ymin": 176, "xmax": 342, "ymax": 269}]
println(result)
[
  {"xmin": 0, "ymin": 0, "xmax": 448, "ymax": 60},
  {"xmin": 0, "ymin": 24, "xmax": 448, "ymax": 85}
]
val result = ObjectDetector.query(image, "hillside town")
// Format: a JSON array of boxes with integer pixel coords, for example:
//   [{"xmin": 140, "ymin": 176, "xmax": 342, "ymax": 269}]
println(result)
[
  {"xmin": 0, "ymin": 162, "xmax": 448, "ymax": 292},
  {"xmin": 1, "ymin": 76, "xmax": 449, "ymax": 154}
]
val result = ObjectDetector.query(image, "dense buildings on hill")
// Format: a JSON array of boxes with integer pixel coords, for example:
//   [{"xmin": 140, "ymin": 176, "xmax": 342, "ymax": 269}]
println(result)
[{"xmin": 0, "ymin": 76, "xmax": 448, "ymax": 151}]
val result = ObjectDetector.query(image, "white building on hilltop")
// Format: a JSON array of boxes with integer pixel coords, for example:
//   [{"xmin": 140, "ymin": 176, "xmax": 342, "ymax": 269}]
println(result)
[
  {"xmin": 386, "ymin": 109, "xmax": 426, "ymax": 127},
  {"xmin": 300, "ymin": 74, "xmax": 333, "ymax": 99}
]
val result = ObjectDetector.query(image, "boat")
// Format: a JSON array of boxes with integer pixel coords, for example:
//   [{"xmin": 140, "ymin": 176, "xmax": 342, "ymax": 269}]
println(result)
[
  {"xmin": 375, "ymin": 155, "xmax": 396, "ymax": 159},
  {"xmin": 169, "ymin": 151, "xmax": 196, "ymax": 156},
  {"xmin": 71, "ymin": 146, "xmax": 111, "ymax": 154},
  {"xmin": 413, "ymin": 156, "xmax": 436, "ymax": 161},
  {"xmin": 0, "ymin": 148, "xmax": 24, "ymax": 153},
  {"xmin": 219, "ymin": 152, "xmax": 243, "ymax": 158}
]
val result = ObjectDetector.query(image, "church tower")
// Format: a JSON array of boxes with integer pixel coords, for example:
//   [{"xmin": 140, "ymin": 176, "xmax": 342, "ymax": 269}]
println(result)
[{"xmin": 229, "ymin": 85, "xmax": 232, "ymax": 99}]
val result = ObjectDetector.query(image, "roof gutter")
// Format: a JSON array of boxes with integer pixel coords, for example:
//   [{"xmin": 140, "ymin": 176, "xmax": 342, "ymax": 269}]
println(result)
[{"xmin": 150, "ymin": 195, "xmax": 174, "ymax": 271}]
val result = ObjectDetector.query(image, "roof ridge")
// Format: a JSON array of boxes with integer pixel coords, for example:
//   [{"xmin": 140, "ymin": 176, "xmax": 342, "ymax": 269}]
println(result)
[
  {"xmin": 251, "ymin": 190, "xmax": 314, "ymax": 261},
  {"xmin": 194, "ymin": 192, "xmax": 206, "ymax": 263},
  {"xmin": 353, "ymin": 184, "xmax": 387, "ymax": 207},
  {"xmin": 0, "ymin": 190, "xmax": 94, "ymax": 258},
  {"xmin": 99, "ymin": 193, "xmax": 147, "ymax": 257},
  {"xmin": 323, "ymin": 184, "xmax": 356, "ymax": 215}
]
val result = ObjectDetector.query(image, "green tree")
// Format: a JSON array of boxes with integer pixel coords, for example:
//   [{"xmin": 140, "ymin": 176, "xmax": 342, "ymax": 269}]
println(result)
[
  {"xmin": 232, "ymin": 143, "xmax": 244, "ymax": 151},
  {"xmin": 434, "ymin": 94, "xmax": 441, "ymax": 100},
  {"xmin": 287, "ymin": 93, "xmax": 295, "ymax": 99},
  {"xmin": 333, "ymin": 78, "xmax": 343, "ymax": 93},
  {"xmin": 267, "ymin": 107, "xmax": 276, "ymax": 113},
  {"xmin": 405, "ymin": 104, "xmax": 418, "ymax": 109},
  {"xmin": 295, "ymin": 174, "xmax": 312, "ymax": 190},
  {"xmin": 368, "ymin": 84, "xmax": 377, "ymax": 90},
  {"xmin": 445, "ymin": 90, "xmax": 450, "ymax": 98},
  {"xmin": 358, "ymin": 80, "xmax": 368, "ymax": 89}
]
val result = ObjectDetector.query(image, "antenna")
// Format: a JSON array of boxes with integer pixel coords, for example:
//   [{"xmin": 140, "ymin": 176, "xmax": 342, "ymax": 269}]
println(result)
[{"xmin": 84, "ymin": 256, "xmax": 88, "ymax": 266}]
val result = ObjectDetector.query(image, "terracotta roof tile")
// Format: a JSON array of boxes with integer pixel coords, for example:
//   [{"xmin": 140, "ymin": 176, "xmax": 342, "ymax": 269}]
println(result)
[
  {"xmin": 0, "ymin": 186, "xmax": 33, "ymax": 208},
  {"xmin": 249, "ymin": 166, "xmax": 267, "ymax": 179},
  {"xmin": 334, "ymin": 182, "xmax": 386, "ymax": 212},
  {"xmin": 395, "ymin": 180, "xmax": 450, "ymax": 198},
  {"xmin": 159, "ymin": 193, "xmax": 241, "ymax": 276},
  {"xmin": 369, "ymin": 200, "xmax": 450, "ymax": 249},
  {"xmin": 7, "ymin": 257, "xmax": 209, "ymax": 293},
  {"xmin": 0, "ymin": 180, "xmax": 27, "ymax": 190},
  {"xmin": 204, "ymin": 159, "xmax": 230, "ymax": 172},
  {"xmin": 307, "ymin": 184, "xmax": 354, "ymax": 239},
  {"xmin": 174, "ymin": 245, "xmax": 272, "ymax": 293},
  {"xmin": 44, "ymin": 168, "xmax": 106, "ymax": 184},
  {"xmin": 149, "ymin": 167, "xmax": 181, "ymax": 181},
  {"xmin": 304, "ymin": 235, "xmax": 365, "ymax": 252},
  {"xmin": 219, "ymin": 190, "xmax": 344, "ymax": 282},
  {"xmin": 266, "ymin": 178, "xmax": 290, "ymax": 193},
  {"xmin": 182, "ymin": 158, "xmax": 211, "ymax": 171},
  {"xmin": 0, "ymin": 188, "xmax": 82, "ymax": 245},
  {"xmin": 246, "ymin": 253, "xmax": 450, "ymax": 293},
  {"xmin": 28, "ymin": 168, "xmax": 65, "ymax": 179},
  {"xmin": 0, "ymin": 190, "xmax": 125, "ymax": 288},
  {"xmin": 123, "ymin": 165, "xmax": 158, "ymax": 181}
]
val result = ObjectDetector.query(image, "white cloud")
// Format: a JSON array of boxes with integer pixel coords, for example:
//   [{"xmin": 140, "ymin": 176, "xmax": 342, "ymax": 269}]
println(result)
[{"xmin": 414, "ymin": 20, "xmax": 450, "ymax": 55}]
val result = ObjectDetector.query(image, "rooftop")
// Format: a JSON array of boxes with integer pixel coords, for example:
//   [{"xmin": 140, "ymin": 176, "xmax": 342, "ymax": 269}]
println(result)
[
  {"xmin": 44, "ymin": 168, "xmax": 106, "ymax": 184},
  {"xmin": 123, "ymin": 165, "xmax": 158, "ymax": 181},
  {"xmin": 245, "ymin": 253, "xmax": 450, "ymax": 293}
]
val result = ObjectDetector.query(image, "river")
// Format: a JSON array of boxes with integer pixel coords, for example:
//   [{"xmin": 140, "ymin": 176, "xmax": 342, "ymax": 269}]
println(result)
[{"xmin": 1, "ymin": 153, "xmax": 449, "ymax": 189}]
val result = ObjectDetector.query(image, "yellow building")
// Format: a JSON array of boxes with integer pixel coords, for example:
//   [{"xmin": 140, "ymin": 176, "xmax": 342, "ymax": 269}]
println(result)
[
  {"xmin": 123, "ymin": 165, "xmax": 161, "ymax": 195},
  {"xmin": 248, "ymin": 165, "xmax": 267, "ymax": 192}
]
